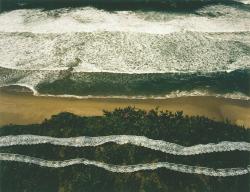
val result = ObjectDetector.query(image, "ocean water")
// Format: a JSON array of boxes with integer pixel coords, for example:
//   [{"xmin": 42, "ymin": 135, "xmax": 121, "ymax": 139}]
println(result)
[{"xmin": 0, "ymin": 0, "xmax": 249, "ymax": 99}]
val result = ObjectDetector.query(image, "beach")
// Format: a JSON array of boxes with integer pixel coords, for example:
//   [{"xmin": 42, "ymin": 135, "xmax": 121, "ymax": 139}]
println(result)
[
  {"xmin": 0, "ymin": 3, "xmax": 249, "ymax": 128},
  {"xmin": 0, "ymin": 89, "xmax": 249, "ymax": 128}
]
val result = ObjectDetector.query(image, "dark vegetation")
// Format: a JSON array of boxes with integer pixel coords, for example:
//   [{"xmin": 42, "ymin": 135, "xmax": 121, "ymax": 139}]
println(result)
[{"xmin": 0, "ymin": 107, "xmax": 249, "ymax": 192}]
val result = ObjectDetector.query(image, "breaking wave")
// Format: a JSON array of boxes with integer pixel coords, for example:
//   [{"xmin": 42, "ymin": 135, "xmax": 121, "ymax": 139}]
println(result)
[
  {"xmin": 0, "ymin": 4, "xmax": 249, "ymax": 100},
  {"xmin": 0, "ymin": 5, "xmax": 250, "ymax": 34},
  {"xmin": 1, "ymin": 135, "xmax": 250, "ymax": 156},
  {"xmin": 1, "ymin": 31, "xmax": 249, "ymax": 73},
  {"xmin": 0, "ymin": 153, "xmax": 249, "ymax": 176}
]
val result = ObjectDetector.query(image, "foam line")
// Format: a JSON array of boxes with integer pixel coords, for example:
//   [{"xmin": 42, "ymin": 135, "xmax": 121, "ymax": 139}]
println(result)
[
  {"xmin": 36, "ymin": 90, "xmax": 250, "ymax": 100},
  {"xmin": 1, "ymin": 84, "xmax": 250, "ymax": 101},
  {"xmin": 1, "ymin": 135, "xmax": 249, "ymax": 156},
  {"xmin": 0, "ymin": 153, "xmax": 249, "ymax": 176}
]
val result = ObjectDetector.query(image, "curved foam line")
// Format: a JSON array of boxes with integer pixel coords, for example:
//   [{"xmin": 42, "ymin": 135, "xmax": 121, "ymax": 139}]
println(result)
[
  {"xmin": 0, "ymin": 153, "xmax": 249, "ymax": 177},
  {"xmin": 36, "ymin": 91, "xmax": 250, "ymax": 101},
  {"xmin": 0, "ymin": 84, "xmax": 38, "ymax": 95},
  {"xmin": 1, "ymin": 135, "xmax": 249, "ymax": 156}
]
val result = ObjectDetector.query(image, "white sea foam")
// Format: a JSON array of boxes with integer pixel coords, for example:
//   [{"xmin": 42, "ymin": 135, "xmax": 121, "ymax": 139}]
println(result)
[
  {"xmin": 0, "ymin": 153, "xmax": 249, "ymax": 176},
  {"xmin": 236, "ymin": 0, "xmax": 250, "ymax": 4},
  {"xmin": 0, "ymin": 5, "xmax": 249, "ymax": 34},
  {"xmin": 0, "ymin": 6, "xmax": 249, "ymax": 99},
  {"xmin": 0, "ymin": 31, "xmax": 249, "ymax": 73},
  {"xmin": 0, "ymin": 6, "xmax": 249, "ymax": 74},
  {"xmin": 37, "ymin": 90, "xmax": 250, "ymax": 100},
  {"xmin": 0, "ymin": 135, "xmax": 250, "ymax": 155}
]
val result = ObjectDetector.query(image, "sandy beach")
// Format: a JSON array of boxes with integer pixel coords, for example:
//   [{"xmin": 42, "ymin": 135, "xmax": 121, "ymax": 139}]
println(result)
[{"xmin": 0, "ymin": 88, "xmax": 250, "ymax": 128}]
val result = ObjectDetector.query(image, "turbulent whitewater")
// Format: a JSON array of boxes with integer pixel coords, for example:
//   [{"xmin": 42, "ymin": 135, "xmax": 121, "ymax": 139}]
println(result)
[
  {"xmin": 1, "ymin": 31, "xmax": 250, "ymax": 73},
  {"xmin": 0, "ymin": 2, "xmax": 249, "ymax": 98},
  {"xmin": 0, "ymin": 153, "xmax": 249, "ymax": 177},
  {"xmin": 1, "ymin": 6, "xmax": 250, "ymax": 72},
  {"xmin": 1, "ymin": 5, "xmax": 250, "ymax": 34},
  {"xmin": 1, "ymin": 135, "xmax": 250, "ymax": 156}
]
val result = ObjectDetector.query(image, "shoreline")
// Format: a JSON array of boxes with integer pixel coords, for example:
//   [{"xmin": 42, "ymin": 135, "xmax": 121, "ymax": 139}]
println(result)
[{"xmin": 0, "ymin": 90, "xmax": 250, "ymax": 128}]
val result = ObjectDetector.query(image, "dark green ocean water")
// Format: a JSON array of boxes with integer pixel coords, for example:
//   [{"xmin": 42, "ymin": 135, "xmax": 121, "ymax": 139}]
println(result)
[{"xmin": 35, "ymin": 70, "xmax": 250, "ymax": 98}]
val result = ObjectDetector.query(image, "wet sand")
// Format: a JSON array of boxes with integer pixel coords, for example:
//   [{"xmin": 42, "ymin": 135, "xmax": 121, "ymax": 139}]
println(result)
[{"xmin": 0, "ymin": 91, "xmax": 250, "ymax": 128}]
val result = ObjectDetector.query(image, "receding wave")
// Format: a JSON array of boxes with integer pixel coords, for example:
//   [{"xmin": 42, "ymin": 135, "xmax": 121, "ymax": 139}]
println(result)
[
  {"xmin": 36, "ymin": 89, "xmax": 250, "ymax": 100},
  {"xmin": 1, "ymin": 84, "xmax": 250, "ymax": 101},
  {"xmin": 0, "ymin": 153, "xmax": 249, "ymax": 176},
  {"xmin": 11, "ymin": 69, "xmax": 250, "ymax": 100},
  {"xmin": 1, "ymin": 135, "xmax": 250, "ymax": 156},
  {"xmin": 1, "ymin": 65, "xmax": 250, "ymax": 99}
]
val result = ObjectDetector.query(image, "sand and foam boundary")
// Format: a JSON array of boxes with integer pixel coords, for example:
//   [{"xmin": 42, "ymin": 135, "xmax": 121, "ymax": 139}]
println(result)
[{"xmin": 0, "ymin": 85, "xmax": 249, "ymax": 127}]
